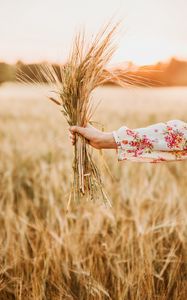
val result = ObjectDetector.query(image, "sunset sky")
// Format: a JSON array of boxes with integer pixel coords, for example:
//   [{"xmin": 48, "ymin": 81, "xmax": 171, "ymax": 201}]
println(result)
[{"xmin": 0, "ymin": 0, "xmax": 187, "ymax": 65}]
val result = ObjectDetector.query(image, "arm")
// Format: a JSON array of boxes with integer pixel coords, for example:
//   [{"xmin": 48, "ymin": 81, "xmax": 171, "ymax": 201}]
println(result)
[{"xmin": 69, "ymin": 120, "xmax": 187, "ymax": 163}]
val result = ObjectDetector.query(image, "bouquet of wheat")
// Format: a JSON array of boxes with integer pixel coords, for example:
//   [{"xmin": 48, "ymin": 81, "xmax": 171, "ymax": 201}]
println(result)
[{"xmin": 20, "ymin": 22, "xmax": 133, "ymax": 206}]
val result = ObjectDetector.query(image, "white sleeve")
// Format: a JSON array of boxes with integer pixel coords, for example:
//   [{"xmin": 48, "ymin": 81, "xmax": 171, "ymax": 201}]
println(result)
[{"xmin": 112, "ymin": 119, "xmax": 187, "ymax": 163}]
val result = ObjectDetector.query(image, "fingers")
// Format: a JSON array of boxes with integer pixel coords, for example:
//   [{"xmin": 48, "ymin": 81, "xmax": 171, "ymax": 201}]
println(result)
[
  {"xmin": 69, "ymin": 126, "xmax": 87, "ymax": 145},
  {"xmin": 69, "ymin": 132, "xmax": 90, "ymax": 146},
  {"xmin": 69, "ymin": 132, "xmax": 76, "ymax": 145},
  {"xmin": 68, "ymin": 124, "xmax": 102, "ymax": 148},
  {"xmin": 69, "ymin": 125, "xmax": 87, "ymax": 137},
  {"xmin": 69, "ymin": 124, "xmax": 94, "ymax": 145}
]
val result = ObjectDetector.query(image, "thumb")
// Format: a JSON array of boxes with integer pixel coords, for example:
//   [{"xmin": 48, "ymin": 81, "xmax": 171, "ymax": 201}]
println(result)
[{"xmin": 69, "ymin": 125, "xmax": 87, "ymax": 137}]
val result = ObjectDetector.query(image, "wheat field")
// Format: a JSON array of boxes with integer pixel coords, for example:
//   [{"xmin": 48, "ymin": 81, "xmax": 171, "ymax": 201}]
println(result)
[{"xmin": 0, "ymin": 83, "xmax": 187, "ymax": 300}]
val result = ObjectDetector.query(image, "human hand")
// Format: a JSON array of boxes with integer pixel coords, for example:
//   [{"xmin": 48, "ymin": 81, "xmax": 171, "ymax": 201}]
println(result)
[{"xmin": 69, "ymin": 124, "xmax": 117, "ymax": 150}]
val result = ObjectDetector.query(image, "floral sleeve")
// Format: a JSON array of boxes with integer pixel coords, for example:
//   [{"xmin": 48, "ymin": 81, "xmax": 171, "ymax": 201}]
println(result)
[{"xmin": 112, "ymin": 119, "xmax": 187, "ymax": 163}]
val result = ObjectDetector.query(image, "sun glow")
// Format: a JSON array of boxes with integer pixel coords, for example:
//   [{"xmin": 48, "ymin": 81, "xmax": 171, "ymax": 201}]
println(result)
[{"xmin": 0, "ymin": 0, "xmax": 187, "ymax": 66}]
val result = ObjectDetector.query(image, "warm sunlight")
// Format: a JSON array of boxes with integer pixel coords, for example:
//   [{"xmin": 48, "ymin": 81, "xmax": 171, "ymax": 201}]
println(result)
[
  {"xmin": 0, "ymin": 0, "xmax": 187, "ymax": 65},
  {"xmin": 0, "ymin": 1, "xmax": 187, "ymax": 299}
]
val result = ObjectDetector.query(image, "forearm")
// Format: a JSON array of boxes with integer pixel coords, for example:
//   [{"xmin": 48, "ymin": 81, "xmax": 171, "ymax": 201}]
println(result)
[{"xmin": 100, "ymin": 132, "xmax": 118, "ymax": 149}]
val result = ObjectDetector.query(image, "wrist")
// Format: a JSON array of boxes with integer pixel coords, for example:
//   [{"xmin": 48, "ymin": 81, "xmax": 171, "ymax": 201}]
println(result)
[{"xmin": 100, "ymin": 132, "xmax": 118, "ymax": 149}]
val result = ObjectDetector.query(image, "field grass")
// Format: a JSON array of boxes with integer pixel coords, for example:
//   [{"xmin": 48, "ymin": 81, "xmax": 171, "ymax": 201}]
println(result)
[{"xmin": 0, "ymin": 83, "xmax": 187, "ymax": 299}]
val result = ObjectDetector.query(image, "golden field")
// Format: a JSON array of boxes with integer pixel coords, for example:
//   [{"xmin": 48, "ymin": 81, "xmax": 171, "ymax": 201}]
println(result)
[{"xmin": 0, "ymin": 83, "xmax": 187, "ymax": 300}]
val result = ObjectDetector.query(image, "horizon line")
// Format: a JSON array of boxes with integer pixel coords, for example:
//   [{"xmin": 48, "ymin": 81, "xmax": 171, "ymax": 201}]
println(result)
[{"xmin": 0, "ymin": 55, "xmax": 186, "ymax": 68}]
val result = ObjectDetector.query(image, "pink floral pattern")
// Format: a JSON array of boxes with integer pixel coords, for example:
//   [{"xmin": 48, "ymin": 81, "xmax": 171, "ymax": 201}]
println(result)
[
  {"xmin": 112, "ymin": 120, "xmax": 187, "ymax": 163},
  {"xmin": 163, "ymin": 125, "xmax": 185, "ymax": 149}
]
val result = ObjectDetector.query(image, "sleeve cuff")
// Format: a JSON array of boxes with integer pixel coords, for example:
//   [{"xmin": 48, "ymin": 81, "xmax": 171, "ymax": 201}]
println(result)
[{"xmin": 112, "ymin": 130, "xmax": 121, "ymax": 148}]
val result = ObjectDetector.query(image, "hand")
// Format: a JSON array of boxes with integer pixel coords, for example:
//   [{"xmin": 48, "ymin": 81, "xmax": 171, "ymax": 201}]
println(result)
[{"xmin": 69, "ymin": 124, "xmax": 117, "ymax": 149}]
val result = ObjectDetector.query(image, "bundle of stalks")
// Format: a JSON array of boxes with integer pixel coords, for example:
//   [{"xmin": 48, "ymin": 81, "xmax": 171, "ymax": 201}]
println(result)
[
  {"xmin": 20, "ymin": 21, "xmax": 135, "ymax": 205},
  {"xmin": 39, "ymin": 22, "xmax": 121, "ymax": 206}
]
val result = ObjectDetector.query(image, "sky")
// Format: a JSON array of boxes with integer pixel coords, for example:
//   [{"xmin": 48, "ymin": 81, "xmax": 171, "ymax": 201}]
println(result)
[{"xmin": 0, "ymin": 0, "xmax": 187, "ymax": 65}]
